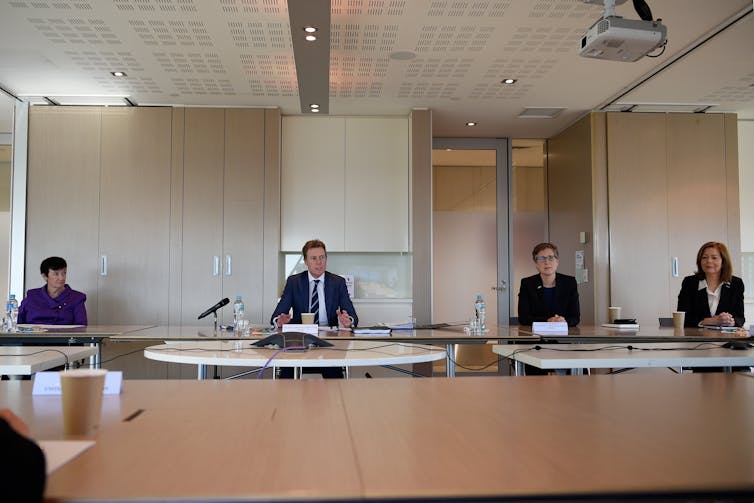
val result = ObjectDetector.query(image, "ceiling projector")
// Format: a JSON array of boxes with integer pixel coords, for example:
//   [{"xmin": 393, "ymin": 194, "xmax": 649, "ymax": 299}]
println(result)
[{"xmin": 580, "ymin": 16, "xmax": 667, "ymax": 62}]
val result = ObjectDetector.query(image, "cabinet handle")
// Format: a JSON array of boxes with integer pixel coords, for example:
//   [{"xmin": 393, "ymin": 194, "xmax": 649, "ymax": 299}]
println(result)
[
  {"xmin": 100, "ymin": 255, "xmax": 108, "ymax": 276},
  {"xmin": 672, "ymin": 257, "xmax": 679, "ymax": 277},
  {"xmin": 225, "ymin": 255, "xmax": 232, "ymax": 276},
  {"xmin": 213, "ymin": 256, "xmax": 220, "ymax": 277}
]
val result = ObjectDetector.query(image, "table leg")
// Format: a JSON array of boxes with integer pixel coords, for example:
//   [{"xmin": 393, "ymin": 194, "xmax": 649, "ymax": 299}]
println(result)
[
  {"xmin": 514, "ymin": 360, "xmax": 524, "ymax": 377},
  {"xmin": 445, "ymin": 343, "xmax": 455, "ymax": 378},
  {"xmin": 344, "ymin": 366, "xmax": 350, "ymax": 379},
  {"xmin": 89, "ymin": 342, "xmax": 101, "ymax": 369},
  {"xmin": 197, "ymin": 364, "xmax": 207, "ymax": 380}
]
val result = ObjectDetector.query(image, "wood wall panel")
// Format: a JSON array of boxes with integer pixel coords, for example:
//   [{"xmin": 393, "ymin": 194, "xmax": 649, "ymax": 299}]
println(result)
[
  {"xmin": 99, "ymin": 107, "xmax": 172, "ymax": 324},
  {"xmin": 25, "ymin": 107, "xmax": 101, "ymax": 321}
]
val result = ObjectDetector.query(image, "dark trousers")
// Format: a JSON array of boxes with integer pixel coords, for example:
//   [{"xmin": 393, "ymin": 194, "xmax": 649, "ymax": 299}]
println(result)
[{"xmin": 278, "ymin": 367, "xmax": 344, "ymax": 379}]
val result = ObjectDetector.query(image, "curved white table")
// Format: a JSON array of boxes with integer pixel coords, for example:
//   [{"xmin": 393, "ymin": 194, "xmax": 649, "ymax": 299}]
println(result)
[{"xmin": 144, "ymin": 340, "xmax": 447, "ymax": 379}]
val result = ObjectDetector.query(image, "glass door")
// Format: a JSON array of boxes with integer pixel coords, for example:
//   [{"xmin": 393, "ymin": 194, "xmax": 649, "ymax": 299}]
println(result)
[{"xmin": 432, "ymin": 138, "xmax": 510, "ymax": 328}]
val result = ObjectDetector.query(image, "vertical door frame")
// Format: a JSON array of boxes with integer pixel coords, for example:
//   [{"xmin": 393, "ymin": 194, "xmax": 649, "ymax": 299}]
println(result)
[{"xmin": 431, "ymin": 137, "xmax": 511, "ymax": 326}]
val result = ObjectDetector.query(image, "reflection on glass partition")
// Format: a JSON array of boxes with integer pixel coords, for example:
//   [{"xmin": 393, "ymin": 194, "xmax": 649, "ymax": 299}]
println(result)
[
  {"xmin": 0, "ymin": 92, "xmax": 12, "ymax": 304},
  {"xmin": 283, "ymin": 253, "xmax": 412, "ymax": 299},
  {"xmin": 511, "ymin": 139, "xmax": 547, "ymax": 320}
]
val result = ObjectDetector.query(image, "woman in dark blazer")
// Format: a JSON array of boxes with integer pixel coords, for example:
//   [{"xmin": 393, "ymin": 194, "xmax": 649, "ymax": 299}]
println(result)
[
  {"xmin": 677, "ymin": 241, "xmax": 745, "ymax": 327},
  {"xmin": 518, "ymin": 242, "xmax": 580, "ymax": 326}
]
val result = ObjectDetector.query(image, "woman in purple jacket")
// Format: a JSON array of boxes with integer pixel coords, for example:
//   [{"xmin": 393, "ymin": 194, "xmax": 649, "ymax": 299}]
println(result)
[{"xmin": 18, "ymin": 256, "xmax": 88, "ymax": 325}]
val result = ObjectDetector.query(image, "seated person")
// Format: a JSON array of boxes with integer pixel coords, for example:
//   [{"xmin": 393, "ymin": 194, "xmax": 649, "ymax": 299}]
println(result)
[
  {"xmin": 517, "ymin": 242, "xmax": 580, "ymax": 327},
  {"xmin": 677, "ymin": 241, "xmax": 745, "ymax": 327},
  {"xmin": 18, "ymin": 256, "xmax": 88, "ymax": 325},
  {"xmin": 271, "ymin": 240, "xmax": 358, "ymax": 329},
  {"xmin": 270, "ymin": 239, "xmax": 358, "ymax": 379},
  {"xmin": 0, "ymin": 409, "xmax": 46, "ymax": 502}
]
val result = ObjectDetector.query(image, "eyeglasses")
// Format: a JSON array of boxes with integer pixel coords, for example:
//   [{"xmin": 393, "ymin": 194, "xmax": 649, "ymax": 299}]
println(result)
[{"xmin": 534, "ymin": 255, "xmax": 557, "ymax": 263}]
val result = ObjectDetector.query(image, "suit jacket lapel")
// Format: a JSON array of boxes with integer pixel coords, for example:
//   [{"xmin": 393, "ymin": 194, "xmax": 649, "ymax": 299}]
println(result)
[
  {"xmin": 534, "ymin": 275, "xmax": 545, "ymax": 308},
  {"xmin": 696, "ymin": 285, "xmax": 712, "ymax": 317},
  {"xmin": 717, "ymin": 282, "xmax": 731, "ymax": 315}
]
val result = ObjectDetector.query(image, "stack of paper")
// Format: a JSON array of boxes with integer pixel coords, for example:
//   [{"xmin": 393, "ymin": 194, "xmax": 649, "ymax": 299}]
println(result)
[
  {"xmin": 382, "ymin": 322, "xmax": 414, "ymax": 330},
  {"xmin": 353, "ymin": 327, "xmax": 392, "ymax": 336},
  {"xmin": 601, "ymin": 323, "xmax": 640, "ymax": 330}
]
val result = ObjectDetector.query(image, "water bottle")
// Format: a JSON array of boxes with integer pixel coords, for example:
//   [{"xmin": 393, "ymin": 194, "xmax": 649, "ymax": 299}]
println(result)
[
  {"xmin": 474, "ymin": 294, "xmax": 486, "ymax": 334},
  {"xmin": 6, "ymin": 294, "xmax": 19, "ymax": 332},
  {"xmin": 233, "ymin": 295, "xmax": 245, "ymax": 327}
]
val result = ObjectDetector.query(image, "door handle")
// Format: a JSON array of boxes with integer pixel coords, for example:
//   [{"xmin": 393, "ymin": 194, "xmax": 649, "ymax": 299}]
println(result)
[
  {"xmin": 672, "ymin": 257, "xmax": 679, "ymax": 277},
  {"xmin": 100, "ymin": 255, "xmax": 108, "ymax": 276},
  {"xmin": 213, "ymin": 256, "xmax": 220, "ymax": 277},
  {"xmin": 225, "ymin": 255, "xmax": 232, "ymax": 276}
]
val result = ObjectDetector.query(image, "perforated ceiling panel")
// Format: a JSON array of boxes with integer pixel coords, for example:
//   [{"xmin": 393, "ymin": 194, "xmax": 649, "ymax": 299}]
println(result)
[{"xmin": 0, "ymin": 0, "xmax": 752, "ymax": 136}]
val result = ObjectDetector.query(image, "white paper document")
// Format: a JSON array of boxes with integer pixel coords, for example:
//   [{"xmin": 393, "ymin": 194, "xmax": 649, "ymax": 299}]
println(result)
[
  {"xmin": 532, "ymin": 321, "xmax": 568, "ymax": 334},
  {"xmin": 38, "ymin": 440, "xmax": 95, "ymax": 474}
]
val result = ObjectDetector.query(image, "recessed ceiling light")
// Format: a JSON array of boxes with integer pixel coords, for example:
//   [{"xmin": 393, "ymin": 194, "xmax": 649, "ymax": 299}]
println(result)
[
  {"xmin": 501, "ymin": 78, "xmax": 516, "ymax": 85},
  {"xmin": 111, "ymin": 71, "xmax": 127, "ymax": 77},
  {"xmin": 304, "ymin": 26, "xmax": 317, "ymax": 33},
  {"xmin": 310, "ymin": 108, "xmax": 320, "ymax": 113},
  {"xmin": 466, "ymin": 121, "xmax": 477, "ymax": 127},
  {"xmin": 310, "ymin": 104, "xmax": 319, "ymax": 109},
  {"xmin": 305, "ymin": 34, "xmax": 317, "ymax": 41}
]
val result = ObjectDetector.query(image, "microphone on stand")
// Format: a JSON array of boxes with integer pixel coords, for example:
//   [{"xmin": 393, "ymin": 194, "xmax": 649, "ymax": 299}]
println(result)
[{"xmin": 197, "ymin": 298, "xmax": 230, "ymax": 320}]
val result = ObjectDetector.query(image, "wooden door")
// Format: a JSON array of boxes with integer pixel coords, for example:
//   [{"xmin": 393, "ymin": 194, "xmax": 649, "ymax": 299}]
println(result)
[
  {"xmin": 667, "ymin": 114, "xmax": 729, "ymax": 309},
  {"xmin": 180, "ymin": 108, "xmax": 225, "ymax": 324},
  {"xmin": 98, "ymin": 107, "xmax": 172, "ymax": 324},
  {"xmin": 25, "ymin": 107, "xmax": 101, "ymax": 321},
  {"xmin": 606, "ymin": 112, "xmax": 670, "ymax": 324},
  {"xmin": 222, "ymin": 109, "xmax": 265, "ymax": 324}
]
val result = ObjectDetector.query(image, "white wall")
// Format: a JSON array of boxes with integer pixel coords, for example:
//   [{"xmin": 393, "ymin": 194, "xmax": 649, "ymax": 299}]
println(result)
[{"xmin": 739, "ymin": 120, "xmax": 754, "ymax": 328}]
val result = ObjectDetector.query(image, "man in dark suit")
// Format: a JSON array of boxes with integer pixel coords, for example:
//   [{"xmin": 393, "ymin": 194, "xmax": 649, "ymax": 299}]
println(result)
[
  {"xmin": 271, "ymin": 239, "xmax": 358, "ymax": 328},
  {"xmin": 270, "ymin": 240, "xmax": 358, "ymax": 379}
]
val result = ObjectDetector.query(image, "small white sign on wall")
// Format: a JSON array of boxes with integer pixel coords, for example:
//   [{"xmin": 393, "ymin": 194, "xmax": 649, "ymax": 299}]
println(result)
[
  {"xmin": 342, "ymin": 274, "xmax": 355, "ymax": 298},
  {"xmin": 575, "ymin": 250, "xmax": 588, "ymax": 284}
]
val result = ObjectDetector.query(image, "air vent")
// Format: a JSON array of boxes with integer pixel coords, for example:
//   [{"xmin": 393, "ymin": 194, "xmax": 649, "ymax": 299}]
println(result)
[{"xmin": 518, "ymin": 107, "xmax": 566, "ymax": 119}]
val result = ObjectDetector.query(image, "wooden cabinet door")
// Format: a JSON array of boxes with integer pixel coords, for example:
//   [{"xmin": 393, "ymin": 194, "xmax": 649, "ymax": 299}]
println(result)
[
  {"xmin": 667, "ymin": 114, "xmax": 729, "ymax": 308},
  {"xmin": 606, "ymin": 112, "xmax": 670, "ymax": 324},
  {"xmin": 281, "ymin": 117, "xmax": 345, "ymax": 251},
  {"xmin": 180, "ymin": 108, "xmax": 225, "ymax": 324},
  {"xmin": 26, "ymin": 108, "xmax": 101, "ymax": 321},
  {"xmin": 345, "ymin": 117, "xmax": 409, "ymax": 251},
  {"xmin": 98, "ymin": 108, "xmax": 172, "ymax": 324},
  {"xmin": 222, "ymin": 109, "xmax": 265, "ymax": 323}
]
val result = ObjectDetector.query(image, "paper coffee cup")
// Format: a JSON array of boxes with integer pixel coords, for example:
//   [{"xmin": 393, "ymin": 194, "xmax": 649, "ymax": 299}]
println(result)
[
  {"xmin": 608, "ymin": 306, "xmax": 621, "ymax": 323},
  {"xmin": 60, "ymin": 369, "xmax": 107, "ymax": 436},
  {"xmin": 672, "ymin": 311, "xmax": 685, "ymax": 329},
  {"xmin": 301, "ymin": 313, "xmax": 315, "ymax": 324}
]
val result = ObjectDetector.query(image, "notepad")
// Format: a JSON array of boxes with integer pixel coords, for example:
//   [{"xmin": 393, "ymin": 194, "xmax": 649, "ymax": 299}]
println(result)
[
  {"xmin": 601, "ymin": 323, "xmax": 640, "ymax": 330},
  {"xmin": 532, "ymin": 321, "xmax": 568, "ymax": 334},
  {"xmin": 38, "ymin": 440, "xmax": 95, "ymax": 474},
  {"xmin": 353, "ymin": 327, "xmax": 391, "ymax": 335}
]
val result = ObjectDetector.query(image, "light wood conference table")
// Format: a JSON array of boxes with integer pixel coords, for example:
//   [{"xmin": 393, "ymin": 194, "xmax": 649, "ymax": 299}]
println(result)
[
  {"xmin": 2, "ymin": 374, "xmax": 754, "ymax": 501},
  {"xmin": 0, "ymin": 346, "xmax": 97, "ymax": 376},
  {"xmin": 0, "ymin": 325, "xmax": 155, "ymax": 368},
  {"xmin": 143, "ymin": 339, "xmax": 447, "ymax": 379},
  {"xmin": 494, "ymin": 342, "xmax": 754, "ymax": 376},
  {"xmin": 114, "ymin": 324, "xmax": 538, "ymax": 377},
  {"xmin": 514, "ymin": 324, "xmax": 753, "ymax": 343}
]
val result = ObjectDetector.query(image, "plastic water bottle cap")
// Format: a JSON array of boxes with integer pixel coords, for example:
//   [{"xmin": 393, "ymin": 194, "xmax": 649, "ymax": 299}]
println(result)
[
  {"xmin": 476, "ymin": 295, "xmax": 482, "ymax": 300},
  {"xmin": 235, "ymin": 295, "xmax": 242, "ymax": 300},
  {"xmin": 9, "ymin": 294, "xmax": 15, "ymax": 299}
]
